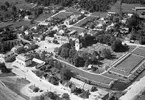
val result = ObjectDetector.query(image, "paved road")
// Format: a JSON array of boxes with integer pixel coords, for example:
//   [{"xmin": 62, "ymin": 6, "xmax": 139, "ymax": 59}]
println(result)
[
  {"xmin": 11, "ymin": 67, "xmax": 84, "ymax": 100},
  {"xmin": 54, "ymin": 57, "xmax": 115, "ymax": 88},
  {"xmin": 17, "ymin": 34, "xmax": 31, "ymax": 44}
]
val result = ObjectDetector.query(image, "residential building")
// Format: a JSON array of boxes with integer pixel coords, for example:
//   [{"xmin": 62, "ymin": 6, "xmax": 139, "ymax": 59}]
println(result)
[
  {"xmin": 54, "ymin": 34, "xmax": 69, "ymax": 44},
  {"xmin": 4, "ymin": 51, "xmax": 17, "ymax": 62},
  {"xmin": 12, "ymin": 54, "xmax": 32, "ymax": 69},
  {"xmin": 32, "ymin": 58, "xmax": 45, "ymax": 69}
]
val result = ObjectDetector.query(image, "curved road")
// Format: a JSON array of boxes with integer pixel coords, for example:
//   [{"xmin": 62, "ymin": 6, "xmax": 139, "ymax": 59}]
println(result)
[
  {"xmin": 17, "ymin": 34, "xmax": 31, "ymax": 44},
  {"xmin": 54, "ymin": 57, "xmax": 115, "ymax": 88}
]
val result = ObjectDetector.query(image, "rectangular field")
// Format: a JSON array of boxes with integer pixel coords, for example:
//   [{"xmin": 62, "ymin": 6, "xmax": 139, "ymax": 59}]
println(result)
[
  {"xmin": 74, "ymin": 16, "xmax": 97, "ymax": 27},
  {"xmin": 52, "ymin": 12, "xmax": 72, "ymax": 19},
  {"xmin": 68, "ymin": 26, "xmax": 87, "ymax": 33},
  {"xmin": 115, "ymin": 54, "xmax": 144, "ymax": 74},
  {"xmin": 132, "ymin": 48, "xmax": 145, "ymax": 57}
]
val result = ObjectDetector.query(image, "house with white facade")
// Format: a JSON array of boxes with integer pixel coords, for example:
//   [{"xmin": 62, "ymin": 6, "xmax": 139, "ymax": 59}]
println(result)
[{"xmin": 12, "ymin": 54, "xmax": 32, "ymax": 69}]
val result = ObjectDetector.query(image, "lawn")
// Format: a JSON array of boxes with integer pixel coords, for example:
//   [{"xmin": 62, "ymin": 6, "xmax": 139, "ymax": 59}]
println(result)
[
  {"xmin": 12, "ymin": 20, "xmax": 38, "ymax": 28},
  {"xmin": 65, "ymin": 7, "xmax": 81, "ymax": 14},
  {"xmin": 132, "ymin": 48, "xmax": 145, "ymax": 57},
  {"xmin": 0, "ymin": 72, "xmax": 16, "ymax": 77},
  {"xmin": 2, "ymin": 78, "xmax": 30, "ymax": 100},
  {"xmin": 0, "ymin": 0, "xmax": 32, "ymax": 10},
  {"xmin": 115, "ymin": 54, "xmax": 144, "ymax": 73},
  {"xmin": 35, "ymin": 13, "xmax": 54, "ymax": 22},
  {"xmin": 0, "ymin": 79, "xmax": 27, "ymax": 100},
  {"xmin": 74, "ymin": 16, "xmax": 97, "ymax": 27},
  {"xmin": 52, "ymin": 12, "xmax": 72, "ymax": 19},
  {"xmin": 91, "ymin": 12, "xmax": 107, "ymax": 17},
  {"xmin": 68, "ymin": 26, "xmax": 87, "ymax": 33}
]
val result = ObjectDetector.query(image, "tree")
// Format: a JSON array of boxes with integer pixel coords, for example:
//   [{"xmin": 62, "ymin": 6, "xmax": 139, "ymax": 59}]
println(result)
[
  {"xmin": 100, "ymin": 48, "xmax": 112, "ymax": 59},
  {"xmin": 80, "ymin": 90, "xmax": 90, "ymax": 99},
  {"xmin": 69, "ymin": 47, "xmax": 77, "ymax": 59},
  {"xmin": 46, "ymin": 92, "xmax": 58, "ymax": 100},
  {"xmin": 111, "ymin": 39, "xmax": 123, "ymax": 52},
  {"xmin": 49, "ymin": 76, "xmax": 59, "ymax": 85},
  {"xmin": 62, "ymin": 93, "xmax": 70, "ymax": 100},
  {"xmin": 126, "ymin": 14, "xmax": 139, "ymax": 29},
  {"xmin": 0, "ymin": 63, "xmax": 10, "ymax": 73},
  {"xmin": 73, "ymin": 53, "xmax": 85, "ymax": 67},
  {"xmin": 5, "ymin": 2, "xmax": 10, "ymax": 8},
  {"xmin": 60, "ymin": 67, "xmax": 75, "ymax": 81},
  {"xmin": 12, "ymin": 6, "xmax": 17, "ymax": 12},
  {"xmin": 60, "ymin": 47, "xmax": 70, "ymax": 58}
]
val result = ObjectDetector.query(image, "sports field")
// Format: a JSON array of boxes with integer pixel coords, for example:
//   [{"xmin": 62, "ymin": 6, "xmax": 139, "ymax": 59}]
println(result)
[
  {"xmin": 52, "ymin": 12, "xmax": 72, "ymax": 19},
  {"xmin": 74, "ymin": 16, "xmax": 97, "ymax": 27},
  {"xmin": 132, "ymin": 48, "xmax": 145, "ymax": 57},
  {"xmin": 113, "ymin": 54, "xmax": 144, "ymax": 75}
]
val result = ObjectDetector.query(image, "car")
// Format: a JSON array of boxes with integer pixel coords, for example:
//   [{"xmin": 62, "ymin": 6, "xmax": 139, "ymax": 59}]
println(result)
[{"xmin": 130, "ymin": 40, "xmax": 135, "ymax": 43}]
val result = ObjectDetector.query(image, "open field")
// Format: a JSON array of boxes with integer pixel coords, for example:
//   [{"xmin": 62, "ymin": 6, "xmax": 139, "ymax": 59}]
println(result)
[
  {"xmin": 69, "ymin": 26, "xmax": 87, "ymax": 33},
  {"xmin": 35, "ymin": 13, "xmax": 54, "ymax": 22},
  {"xmin": 52, "ymin": 12, "xmax": 72, "ymax": 19},
  {"xmin": 12, "ymin": 20, "xmax": 38, "ymax": 28},
  {"xmin": 115, "ymin": 54, "xmax": 144, "ymax": 73},
  {"xmin": 91, "ymin": 12, "xmax": 107, "ymax": 17},
  {"xmin": 132, "ymin": 48, "xmax": 145, "ymax": 57},
  {"xmin": 65, "ymin": 7, "xmax": 81, "ymax": 14},
  {"xmin": 74, "ymin": 16, "xmax": 97, "ymax": 27},
  {"xmin": 0, "ymin": 80, "xmax": 27, "ymax": 100},
  {"xmin": 1, "ymin": 77, "xmax": 30, "ymax": 100},
  {"xmin": 0, "ymin": 72, "xmax": 16, "ymax": 77}
]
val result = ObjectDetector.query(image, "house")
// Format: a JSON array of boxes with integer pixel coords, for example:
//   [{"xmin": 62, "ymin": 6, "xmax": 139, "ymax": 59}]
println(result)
[
  {"xmin": 32, "ymin": 58, "xmax": 45, "ymax": 68},
  {"xmin": 12, "ymin": 54, "xmax": 32, "ymax": 69},
  {"xmin": 54, "ymin": 34, "xmax": 69, "ymax": 44},
  {"xmin": 11, "ymin": 45, "xmax": 25, "ymax": 54},
  {"xmin": 0, "ymin": 54, "xmax": 5, "ymax": 63},
  {"xmin": 70, "ymin": 78, "xmax": 93, "ymax": 91},
  {"xmin": 89, "ymin": 89, "xmax": 109, "ymax": 100},
  {"xmin": 4, "ymin": 51, "xmax": 17, "ymax": 62}
]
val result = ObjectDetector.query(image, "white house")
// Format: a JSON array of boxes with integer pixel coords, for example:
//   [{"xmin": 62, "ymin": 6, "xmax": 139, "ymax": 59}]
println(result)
[
  {"xmin": 75, "ymin": 39, "xmax": 80, "ymax": 51},
  {"xmin": 12, "ymin": 54, "xmax": 32, "ymax": 69},
  {"xmin": 4, "ymin": 51, "xmax": 17, "ymax": 62}
]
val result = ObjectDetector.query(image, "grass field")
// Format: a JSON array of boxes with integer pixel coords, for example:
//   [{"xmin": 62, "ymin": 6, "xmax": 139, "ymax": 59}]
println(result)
[
  {"xmin": 115, "ymin": 54, "xmax": 144, "ymax": 73},
  {"xmin": 0, "ymin": 0, "xmax": 32, "ymax": 10},
  {"xmin": 52, "ymin": 12, "xmax": 72, "ymax": 19},
  {"xmin": 132, "ymin": 48, "xmax": 145, "ymax": 57},
  {"xmin": 68, "ymin": 26, "xmax": 87, "ymax": 33},
  {"xmin": 0, "ymin": 72, "xmax": 16, "ymax": 77},
  {"xmin": 35, "ymin": 13, "xmax": 54, "ymax": 22},
  {"xmin": 91, "ymin": 12, "xmax": 107, "ymax": 17},
  {"xmin": 74, "ymin": 16, "xmax": 97, "ymax": 27},
  {"xmin": 2, "ymin": 77, "xmax": 30, "ymax": 100},
  {"xmin": 0, "ymin": 79, "xmax": 27, "ymax": 100},
  {"xmin": 12, "ymin": 20, "xmax": 38, "ymax": 28}
]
